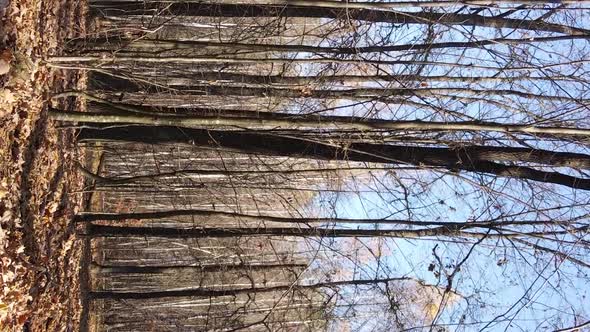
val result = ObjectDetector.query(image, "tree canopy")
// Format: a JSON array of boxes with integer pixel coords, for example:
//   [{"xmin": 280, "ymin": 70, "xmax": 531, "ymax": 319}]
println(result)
[{"xmin": 50, "ymin": 1, "xmax": 590, "ymax": 331}]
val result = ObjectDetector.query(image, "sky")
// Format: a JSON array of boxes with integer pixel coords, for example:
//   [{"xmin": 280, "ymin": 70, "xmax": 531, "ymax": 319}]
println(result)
[
  {"xmin": 281, "ymin": 3, "xmax": 590, "ymax": 330},
  {"xmin": 325, "ymin": 187, "xmax": 589, "ymax": 331}
]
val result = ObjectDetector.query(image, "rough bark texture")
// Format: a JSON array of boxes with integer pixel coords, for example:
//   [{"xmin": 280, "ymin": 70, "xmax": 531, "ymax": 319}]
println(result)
[
  {"xmin": 77, "ymin": 126, "xmax": 590, "ymax": 190},
  {"xmin": 89, "ymin": 2, "xmax": 590, "ymax": 35}
]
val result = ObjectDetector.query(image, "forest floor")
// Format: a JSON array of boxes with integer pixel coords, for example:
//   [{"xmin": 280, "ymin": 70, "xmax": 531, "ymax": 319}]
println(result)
[{"xmin": 0, "ymin": 0, "xmax": 87, "ymax": 330}]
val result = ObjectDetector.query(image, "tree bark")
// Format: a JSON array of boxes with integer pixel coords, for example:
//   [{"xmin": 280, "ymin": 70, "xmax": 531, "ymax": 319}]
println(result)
[
  {"xmin": 87, "ymin": 71, "xmax": 575, "ymax": 88},
  {"xmin": 50, "ymin": 107, "xmax": 590, "ymax": 137},
  {"xmin": 76, "ymin": 126, "xmax": 590, "ymax": 190},
  {"xmin": 89, "ymin": 2, "xmax": 590, "ymax": 35},
  {"xmin": 82, "ymin": 35, "xmax": 588, "ymax": 55},
  {"xmin": 93, "ymin": 262, "xmax": 308, "ymax": 274},
  {"xmin": 92, "ymin": 0, "xmax": 590, "ymax": 10},
  {"xmin": 89, "ymin": 275, "xmax": 409, "ymax": 300},
  {"xmin": 76, "ymin": 209, "xmax": 576, "ymax": 229},
  {"xmin": 86, "ymin": 224, "xmax": 577, "ymax": 241},
  {"xmin": 50, "ymin": 55, "xmax": 578, "ymax": 75},
  {"xmin": 86, "ymin": 83, "xmax": 582, "ymax": 104}
]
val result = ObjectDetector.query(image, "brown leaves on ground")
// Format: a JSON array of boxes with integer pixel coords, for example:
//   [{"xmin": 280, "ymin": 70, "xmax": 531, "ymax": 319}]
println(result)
[
  {"xmin": 1, "ymin": 0, "xmax": 87, "ymax": 330},
  {"xmin": 0, "ymin": 49, "xmax": 12, "ymax": 76}
]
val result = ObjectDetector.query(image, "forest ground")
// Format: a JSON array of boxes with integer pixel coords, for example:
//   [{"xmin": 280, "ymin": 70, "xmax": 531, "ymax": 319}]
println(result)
[{"xmin": 0, "ymin": 0, "xmax": 87, "ymax": 330}]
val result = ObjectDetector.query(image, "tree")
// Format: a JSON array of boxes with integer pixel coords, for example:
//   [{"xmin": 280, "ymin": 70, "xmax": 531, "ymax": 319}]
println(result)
[{"xmin": 54, "ymin": 1, "xmax": 590, "ymax": 331}]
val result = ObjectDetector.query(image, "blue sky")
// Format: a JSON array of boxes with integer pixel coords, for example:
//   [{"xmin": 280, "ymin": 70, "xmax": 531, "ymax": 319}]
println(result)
[
  {"xmin": 291, "ymin": 11, "xmax": 590, "ymax": 323},
  {"xmin": 245, "ymin": 2, "xmax": 590, "ymax": 330},
  {"xmin": 296, "ymin": 175, "xmax": 589, "ymax": 331}
]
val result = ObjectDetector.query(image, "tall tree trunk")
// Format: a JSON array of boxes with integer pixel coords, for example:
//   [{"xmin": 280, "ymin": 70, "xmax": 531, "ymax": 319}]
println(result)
[
  {"xmin": 86, "ymin": 224, "xmax": 576, "ymax": 241},
  {"xmin": 50, "ymin": 108, "xmax": 590, "ymax": 137},
  {"xmin": 76, "ymin": 209, "xmax": 575, "ymax": 229},
  {"xmin": 93, "ymin": 262, "xmax": 308, "ymax": 274},
  {"xmin": 87, "ymin": 71, "xmax": 575, "ymax": 88},
  {"xmin": 89, "ymin": 275, "xmax": 409, "ymax": 300},
  {"xmin": 89, "ymin": 2, "xmax": 590, "ymax": 35},
  {"xmin": 76, "ymin": 126, "xmax": 590, "ymax": 189},
  {"xmin": 85, "ymin": 82, "xmax": 581, "ymax": 104},
  {"xmin": 81, "ymin": 35, "xmax": 588, "ymax": 55}
]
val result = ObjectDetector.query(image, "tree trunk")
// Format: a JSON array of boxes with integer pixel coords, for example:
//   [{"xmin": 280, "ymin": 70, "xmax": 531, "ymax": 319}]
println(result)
[
  {"xmin": 50, "ymin": 107, "xmax": 590, "ymax": 137},
  {"xmin": 77, "ymin": 125, "xmax": 590, "ymax": 189},
  {"xmin": 87, "ymin": 71, "xmax": 575, "ymax": 87},
  {"xmin": 89, "ymin": 275, "xmax": 409, "ymax": 300},
  {"xmin": 76, "ymin": 209, "xmax": 575, "ymax": 229},
  {"xmin": 81, "ymin": 35, "xmax": 588, "ymax": 55},
  {"xmin": 89, "ymin": 2, "xmax": 590, "ymax": 35}
]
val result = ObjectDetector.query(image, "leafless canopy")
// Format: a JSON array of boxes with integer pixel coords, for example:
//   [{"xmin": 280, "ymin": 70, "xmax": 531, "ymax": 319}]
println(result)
[{"xmin": 51, "ymin": 1, "xmax": 590, "ymax": 331}]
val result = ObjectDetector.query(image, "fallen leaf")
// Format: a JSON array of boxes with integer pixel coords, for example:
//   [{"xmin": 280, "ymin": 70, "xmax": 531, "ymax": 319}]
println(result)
[
  {"xmin": 0, "ymin": 49, "xmax": 11, "ymax": 75},
  {"xmin": 0, "ymin": 59, "xmax": 9, "ymax": 75},
  {"xmin": 0, "ymin": 89, "xmax": 15, "ymax": 103}
]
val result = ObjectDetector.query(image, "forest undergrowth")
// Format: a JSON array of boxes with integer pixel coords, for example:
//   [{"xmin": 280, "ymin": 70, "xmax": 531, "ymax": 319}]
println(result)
[{"xmin": 0, "ymin": 0, "xmax": 87, "ymax": 330}]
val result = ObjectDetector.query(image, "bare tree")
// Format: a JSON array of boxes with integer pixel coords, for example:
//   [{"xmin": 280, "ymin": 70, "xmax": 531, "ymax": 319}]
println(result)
[{"xmin": 57, "ymin": 1, "xmax": 590, "ymax": 331}]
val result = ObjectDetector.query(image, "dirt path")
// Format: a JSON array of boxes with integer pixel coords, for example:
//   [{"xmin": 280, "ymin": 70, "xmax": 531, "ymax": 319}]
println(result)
[{"xmin": 0, "ymin": 0, "xmax": 87, "ymax": 330}]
